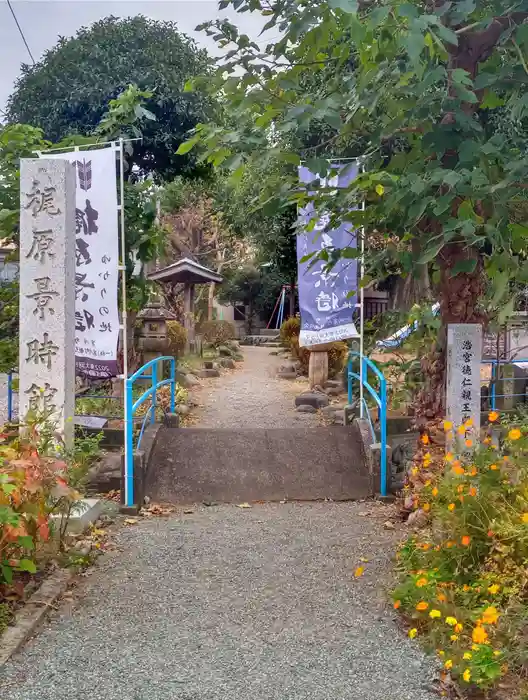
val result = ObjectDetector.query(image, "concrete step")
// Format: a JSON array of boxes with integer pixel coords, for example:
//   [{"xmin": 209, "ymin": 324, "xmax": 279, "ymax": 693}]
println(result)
[
  {"xmin": 145, "ymin": 426, "xmax": 371, "ymax": 504},
  {"xmin": 240, "ymin": 335, "xmax": 280, "ymax": 346}
]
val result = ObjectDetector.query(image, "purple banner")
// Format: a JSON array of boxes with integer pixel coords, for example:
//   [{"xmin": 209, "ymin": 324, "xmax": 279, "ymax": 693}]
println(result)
[{"xmin": 297, "ymin": 163, "xmax": 359, "ymax": 347}]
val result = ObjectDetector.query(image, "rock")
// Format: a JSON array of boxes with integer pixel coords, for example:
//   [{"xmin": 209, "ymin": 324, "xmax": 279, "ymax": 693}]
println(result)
[
  {"xmin": 279, "ymin": 364, "xmax": 296, "ymax": 374},
  {"xmin": 383, "ymin": 520, "xmax": 395, "ymax": 531},
  {"xmin": 219, "ymin": 357, "xmax": 236, "ymax": 369},
  {"xmin": 196, "ymin": 368, "xmax": 220, "ymax": 378},
  {"xmin": 278, "ymin": 372, "xmax": 297, "ymax": 380},
  {"xmin": 295, "ymin": 392, "xmax": 329, "ymax": 409},
  {"xmin": 233, "ymin": 353, "xmax": 244, "ymax": 361},
  {"xmin": 406, "ymin": 509, "xmax": 429, "ymax": 529},
  {"xmin": 177, "ymin": 372, "xmax": 200, "ymax": 388},
  {"xmin": 203, "ymin": 361, "xmax": 214, "ymax": 370},
  {"xmin": 326, "ymin": 387, "xmax": 344, "ymax": 397},
  {"xmin": 218, "ymin": 345, "xmax": 233, "ymax": 357},
  {"xmin": 176, "ymin": 404, "xmax": 190, "ymax": 416},
  {"xmin": 269, "ymin": 351, "xmax": 279, "ymax": 356},
  {"xmin": 324, "ymin": 380, "xmax": 342, "ymax": 389},
  {"xmin": 297, "ymin": 405, "xmax": 317, "ymax": 413}
]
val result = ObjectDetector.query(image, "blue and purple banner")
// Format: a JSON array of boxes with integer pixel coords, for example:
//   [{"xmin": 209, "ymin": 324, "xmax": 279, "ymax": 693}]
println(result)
[{"xmin": 297, "ymin": 163, "xmax": 359, "ymax": 347}]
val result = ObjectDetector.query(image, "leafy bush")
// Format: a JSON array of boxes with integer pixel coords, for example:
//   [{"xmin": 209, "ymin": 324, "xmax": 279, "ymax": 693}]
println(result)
[
  {"xmin": 199, "ymin": 320, "xmax": 235, "ymax": 347},
  {"xmin": 167, "ymin": 320, "xmax": 187, "ymax": 357},
  {"xmin": 280, "ymin": 317, "xmax": 300, "ymax": 348},
  {"xmin": 394, "ymin": 415, "xmax": 528, "ymax": 693},
  {"xmin": 291, "ymin": 338, "xmax": 348, "ymax": 379},
  {"xmin": 0, "ymin": 423, "xmax": 80, "ymax": 586}
]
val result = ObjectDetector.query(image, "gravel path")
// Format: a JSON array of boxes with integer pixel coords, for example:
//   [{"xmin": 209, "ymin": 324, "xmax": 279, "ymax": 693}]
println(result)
[
  {"xmin": 195, "ymin": 346, "xmax": 317, "ymax": 429},
  {"xmin": 0, "ymin": 502, "xmax": 438, "ymax": 700}
]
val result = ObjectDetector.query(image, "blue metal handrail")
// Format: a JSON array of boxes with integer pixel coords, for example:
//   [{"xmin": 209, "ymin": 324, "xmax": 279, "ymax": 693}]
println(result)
[
  {"xmin": 124, "ymin": 356, "xmax": 176, "ymax": 507},
  {"xmin": 347, "ymin": 351, "xmax": 388, "ymax": 497},
  {"xmin": 481, "ymin": 358, "xmax": 528, "ymax": 410}
]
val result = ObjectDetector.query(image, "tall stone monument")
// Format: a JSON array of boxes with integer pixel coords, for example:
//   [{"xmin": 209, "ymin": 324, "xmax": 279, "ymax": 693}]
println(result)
[{"xmin": 19, "ymin": 159, "xmax": 76, "ymax": 447}]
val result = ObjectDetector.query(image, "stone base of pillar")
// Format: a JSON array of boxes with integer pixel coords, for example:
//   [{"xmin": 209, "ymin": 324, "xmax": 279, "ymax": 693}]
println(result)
[{"xmin": 309, "ymin": 351, "xmax": 329, "ymax": 389}]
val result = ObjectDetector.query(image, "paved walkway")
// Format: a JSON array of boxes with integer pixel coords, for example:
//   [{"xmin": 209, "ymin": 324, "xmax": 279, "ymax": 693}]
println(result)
[
  {"xmin": 195, "ymin": 346, "xmax": 318, "ymax": 429},
  {"xmin": 0, "ymin": 503, "xmax": 438, "ymax": 700}
]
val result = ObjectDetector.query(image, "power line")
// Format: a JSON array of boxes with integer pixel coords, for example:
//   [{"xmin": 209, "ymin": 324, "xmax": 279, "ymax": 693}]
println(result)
[{"xmin": 6, "ymin": 0, "xmax": 35, "ymax": 65}]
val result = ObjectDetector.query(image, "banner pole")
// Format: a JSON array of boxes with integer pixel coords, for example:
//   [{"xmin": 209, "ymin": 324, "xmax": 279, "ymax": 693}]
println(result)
[
  {"xmin": 118, "ymin": 138, "xmax": 129, "ymax": 506},
  {"xmin": 359, "ymin": 167, "xmax": 366, "ymax": 419}
]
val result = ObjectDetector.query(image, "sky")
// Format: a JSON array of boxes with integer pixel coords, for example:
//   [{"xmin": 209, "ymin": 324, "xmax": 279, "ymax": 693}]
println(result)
[{"xmin": 0, "ymin": 0, "xmax": 270, "ymax": 113}]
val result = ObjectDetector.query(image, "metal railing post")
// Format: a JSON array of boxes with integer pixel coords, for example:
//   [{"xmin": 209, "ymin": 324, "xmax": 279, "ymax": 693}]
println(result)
[
  {"xmin": 490, "ymin": 361, "xmax": 496, "ymax": 410},
  {"xmin": 379, "ymin": 375, "xmax": 388, "ymax": 498},
  {"xmin": 7, "ymin": 372, "xmax": 13, "ymax": 422},
  {"xmin": 151, "ymin": 360, "xmax": 157, "ymax": 425},
  {"xmin": 170, "ymin": 357, "xmax": 176, "ymax": 414},
  {"xmin": 347, "ymin": 356, "xmax": 353, "ymax": 405},
  {"xmin": 125, "ymin": 378, "xmax": 134, "ymax": 507}
]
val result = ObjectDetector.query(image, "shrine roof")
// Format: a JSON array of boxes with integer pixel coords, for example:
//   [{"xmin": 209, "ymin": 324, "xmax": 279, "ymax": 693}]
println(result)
[{"xmin": 148, "ymin": 257, "xmax": 223, "ymax": 285}]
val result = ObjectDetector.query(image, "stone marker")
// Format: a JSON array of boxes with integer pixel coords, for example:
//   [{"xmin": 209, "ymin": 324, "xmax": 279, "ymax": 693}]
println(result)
[
  {"xmin": 446, "ymin": 324, "xmax": 482, "ymax": 451},
  {"xmin": 19, "ymin": 159, "xmax": 76, "ymax": 447},
  {"xmin": 74, "ymin": 415, "xmax": 108, "ymax": 429}
]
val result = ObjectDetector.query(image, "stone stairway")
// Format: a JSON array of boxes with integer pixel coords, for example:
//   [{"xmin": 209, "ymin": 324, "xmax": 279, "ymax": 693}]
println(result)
[{"xmin": 144, "ymin": 424, "xmax": 371, "ymax": 505}]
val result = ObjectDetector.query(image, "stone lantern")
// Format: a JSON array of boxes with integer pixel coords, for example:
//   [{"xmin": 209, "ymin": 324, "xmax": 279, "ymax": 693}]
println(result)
[{"xmin": 137, "ymin": 301, "xmax": 177, "ymax": 366}]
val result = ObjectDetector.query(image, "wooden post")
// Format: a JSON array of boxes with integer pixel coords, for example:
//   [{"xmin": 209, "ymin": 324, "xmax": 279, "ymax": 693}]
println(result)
[
  {"xmin": 309, "ymin": 351, "xmax": 329, "ymax": 389},
  {"xmin": 183, "ymin": 283, "xmax": 195, "ymax": 354}
]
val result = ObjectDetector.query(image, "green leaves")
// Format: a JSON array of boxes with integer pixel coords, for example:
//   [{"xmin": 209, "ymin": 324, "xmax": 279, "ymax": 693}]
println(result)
[{"xmin": 176, "ymin": 135, "xmax": 200, "ymax": 155}]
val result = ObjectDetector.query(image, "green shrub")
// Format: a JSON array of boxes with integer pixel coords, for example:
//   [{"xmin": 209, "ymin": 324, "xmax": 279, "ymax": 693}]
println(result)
[
  {"xmin": 199, "ymin": 320, "xmax": 235, "ymax": 347},
  {"xmin": 291, "ymin": 338, "xmax": 348, "ymax": 379},
  {"xmin": 280, "ymin": 317, "xmax": 301, "ymax": 349},
  {"xmin": 167, "ymin": 321, "xmax": 187, "ymax": 357}
]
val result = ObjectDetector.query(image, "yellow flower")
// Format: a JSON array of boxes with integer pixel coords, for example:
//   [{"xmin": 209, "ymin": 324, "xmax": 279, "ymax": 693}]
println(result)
[
  {"xmin": 438, "ymin": 650, "xmax": 445, "ymax": 657},
  {"xmin": 463, "ymin": 669, "xmax": 471, "ymax": 683},
  {"xmin": 416, "ymin": 577, "xmax": 428, "ymax": 588},
  {"xmin": 508, "ymin": 428, "xmax": 521, "ymax": 441},
  {"xmin": 416, "ymin": 601, "xmax": 429, "ymax": 611},
  {"xmin": 488, "ymin": 584, "xmax": 500, "ymax": 595},
  {"xmin": 445, "ymin": 616, "xmax": 458, "ymax": 627},
  {"xmin": 423, "ymin": 503, "xmax": 430, "ymax": 512},
  {"xmin": 450, "ymin": 634, "xmax": 459, "ymax": 641},
  {"xmin": 429, "ymin": 609, "xmax": 441, "ymax": 619},
  {"xmin": 522, "ymin": 513, "xmax": 528, "ymax": 524},
  {"xmin": 457, "ymin": 425, "xmax": 466, "ymax": 435},
  {"xmin": 375, "ymin": 183, "xmax": 385, "ymax": 196},
  {"xmin": 443, "ymin": 420, "xmax": 453, "ymax": 431},
  {"xmin": 408, "ymin": 628, "xmax": 417, "ymax": 639},
  {"xmin": 472, "ymin": 644, "xmax": 480, "ymax": 651},
  {"xmin": 354, "ymin": 566, "xmax": 365, "ymax": 578},
  {"xmin": 432, "ymin": 487, "xmax": 439, "ymax": 497},
  {"xmin": 455, "ymin": 623, "xmax": 464, "ymax": 633},
  {"xmin": 448, "ymin": 503, "xmax": 455, "ymax": 512},
  {"xmin": 464, "ymin": 417, "xmax": 474, "ymax": 427},
  {"xmin": 482, "ymin": 606, "xmax": 500, "ymax": 625},
  {"xmin": 444, "ymin": 659, "xmax": 453, "ymax": 670},
  {"xmin": 421, "ymin": 433, "xmax": 430, "ymax": 445},
  {"xmin": 493, "ymin": 650, "xmax": 501, "ymax": 657},
  {"xmin": 488, "ymin": 410, "xmax": 499, "ymax": 422},
  {"xmin": 445, "ymin": 452, "xmax": 454, "ymax": 463},
  {"xmin": 411, "ymin": 467, "xmax": 418, "ymax": 477},
  {"xmin": 490, "ymin": 463, "xmax": 499, "ymax": 471},
  {"xmin": 472, "ymin": 626, "xmax": 488, "ymax": 644},
  {"xmin": 463, "ymin": 652, "xmax": 472, "ymax": 660}
]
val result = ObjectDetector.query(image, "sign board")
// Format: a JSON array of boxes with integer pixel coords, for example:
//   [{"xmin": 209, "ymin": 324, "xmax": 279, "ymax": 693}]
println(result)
[
  {"xmin": 44, "ymin": 148, "xmax": 119, "ymax": 378},
  {"xmin": 297, "ymin": 163, "xmax": 360, "ymax": 347},
  {"xmin": 19, "ymin": 158, "xmax": 76, "ymax": 445},
  {"xmin": 74, "ymin": 415, "xmax": 109, "ymax": 429},
  {"xmin": 446, "ymin": 324, "xmax": 482, "ymax": 450}
]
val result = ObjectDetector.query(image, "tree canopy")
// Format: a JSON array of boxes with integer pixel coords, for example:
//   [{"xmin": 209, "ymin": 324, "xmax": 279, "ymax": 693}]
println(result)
[
  {"xmin": 182, "ymin": 0, "xmax": 528, "ymax": 416},
  {"xmin": 7, "ymin": 15, "xmax": 215, "ymax": 181}
]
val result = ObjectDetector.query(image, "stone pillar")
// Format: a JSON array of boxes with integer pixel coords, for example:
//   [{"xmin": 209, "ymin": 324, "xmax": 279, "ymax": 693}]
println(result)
[
  {"xmin": 19, "ymin": 159, "xmax": 76, "ymax": 448},
  {"xmin": 309, "ymin": 351, "xmax": 329, "ymax": 389},
  {"xmin": 183, "ymin": 283, "xmax": 195, "ymax": 354}
]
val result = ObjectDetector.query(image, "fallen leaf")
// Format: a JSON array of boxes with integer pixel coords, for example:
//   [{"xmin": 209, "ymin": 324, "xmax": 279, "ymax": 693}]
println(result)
[
  {"xmin": 92, "ymin": 528, "xmax": 106, "ymax": 537},
  {"xmin": 237, "ymin": 503, "xmax": 252, "ymax": 509},
  {"xmin": 124, "ymin": 518, "xmax": 138, "ymax": 525},
  {"xmin": 354, "ymin": 566, "xmax": 365, "ymax": 578}
]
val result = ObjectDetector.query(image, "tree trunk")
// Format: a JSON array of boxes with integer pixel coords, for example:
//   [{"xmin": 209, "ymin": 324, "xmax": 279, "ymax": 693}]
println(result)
[
  {"xmin": 208, "ymin": 282, "xmax": 215, "ymax": 321},
  {"xmin": 415, "ymin": 243, "xmax": 486, "ymax": 419}
]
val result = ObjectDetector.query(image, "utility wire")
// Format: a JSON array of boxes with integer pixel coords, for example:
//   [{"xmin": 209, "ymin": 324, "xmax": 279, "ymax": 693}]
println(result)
[{"xmin": 6, "ymin": 0, "xmax": 35, "ymax": 65}]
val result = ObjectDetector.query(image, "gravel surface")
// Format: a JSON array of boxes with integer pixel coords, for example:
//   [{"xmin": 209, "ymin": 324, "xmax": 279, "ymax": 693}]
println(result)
[
  {"xmin": 0, "ymin": 502, "xmax": 439, "ymax": 700},
  {"xmin": 195, "ymin": 346, "xmax": 317, "ymax": 429}
]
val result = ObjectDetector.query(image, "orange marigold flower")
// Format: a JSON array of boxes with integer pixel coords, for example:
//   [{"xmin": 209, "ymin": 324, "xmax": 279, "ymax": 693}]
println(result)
[
  {"xmin": 421, "ymin": 434, "xmax": 430, "ymax": 445},
  {"xmin": 446, "ymin": 541, "xmax": 454, "ymax": 548},
  {"xmin": 416, "ymin": 577, "xmax": 428, "ymax": 588},
  {"xmin": 468, "ymin": 466, "xmax": 477, "ymax": 476},
  {"xmin": 432, "ymin": 487, "xmax": 439, "ymax": 497},
  {"xmin": 354, "ymin": 566, "xmax": 365, "ymax": 578},
  {"xmin": 465, "ymin": 439, "xmax": 473, "ymax": 448},
  {"xmin": 463, "ymin": 585, "xmax": 471, "ymax": 592},
  {"xmin": 483, "ymin": 436, "xmax": 491, "ymax": 445},
  {"xmin": 393, "ymin": 600, "xmax": 401, "ymax": 610},
  {"xmin": 444, "ymin": 659, "xmax": 453, "ymax": 670},
  {"xmin": 482, "ymin": 606, "xmax": 500, "ymax": 625},
  {"xmin": 461, "ymin": 536, "xmax": 471, "ymax": 546},
  {"xmin": 488, "ymin": 410, "xmax": 499, "ymax": 422},
  {"xmin": 490, "ymin": 463, "xmax": 499, "ymax": 471},
  {"xmin": 448, "ymin": 503, "xmax": 455, "ymax": 512},
  {"xmin": 457, "ymin": 485, "xmax": 465, "ymax": 494},
  {"xmin": 457, "ymin": 425, "xmax": 466, "ymax": 435},
  {"xmin": 469, "ymin": 487, "xmax": 477, "ymax": 497},
  {"xmin": 445, "ymin": 452, "xmax": 454, "ymax": 463},
  {"xmin": 455, "ymin": 623, "xmax": 463, "ymax": 633},
  {"xmin": 437, "ymin": 593, "xmax": 447, "ymax": 603},
  {"xmin": 443, "ymin": 420, "xmax": 453, "ymax": 431},
  {"xmin": 452, "ymin": 464, "xmax": 465, "ymax": 476},
  {"xmin": 472, "ymin": 626, "xmax": 488, "ymax": 644},
  {"xmin": 416, "ymin": 601, "xmax": 429, "ymax": 611},
  {"xmin": 508, "ymin": 428, "xmax": 521, "ymax": 441}
]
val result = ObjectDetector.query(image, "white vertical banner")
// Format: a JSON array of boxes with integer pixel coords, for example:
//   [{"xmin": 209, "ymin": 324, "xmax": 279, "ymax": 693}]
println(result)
[{"xmin": 44, "ymin": 147, "xmax": 119, "ymax": 378}]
